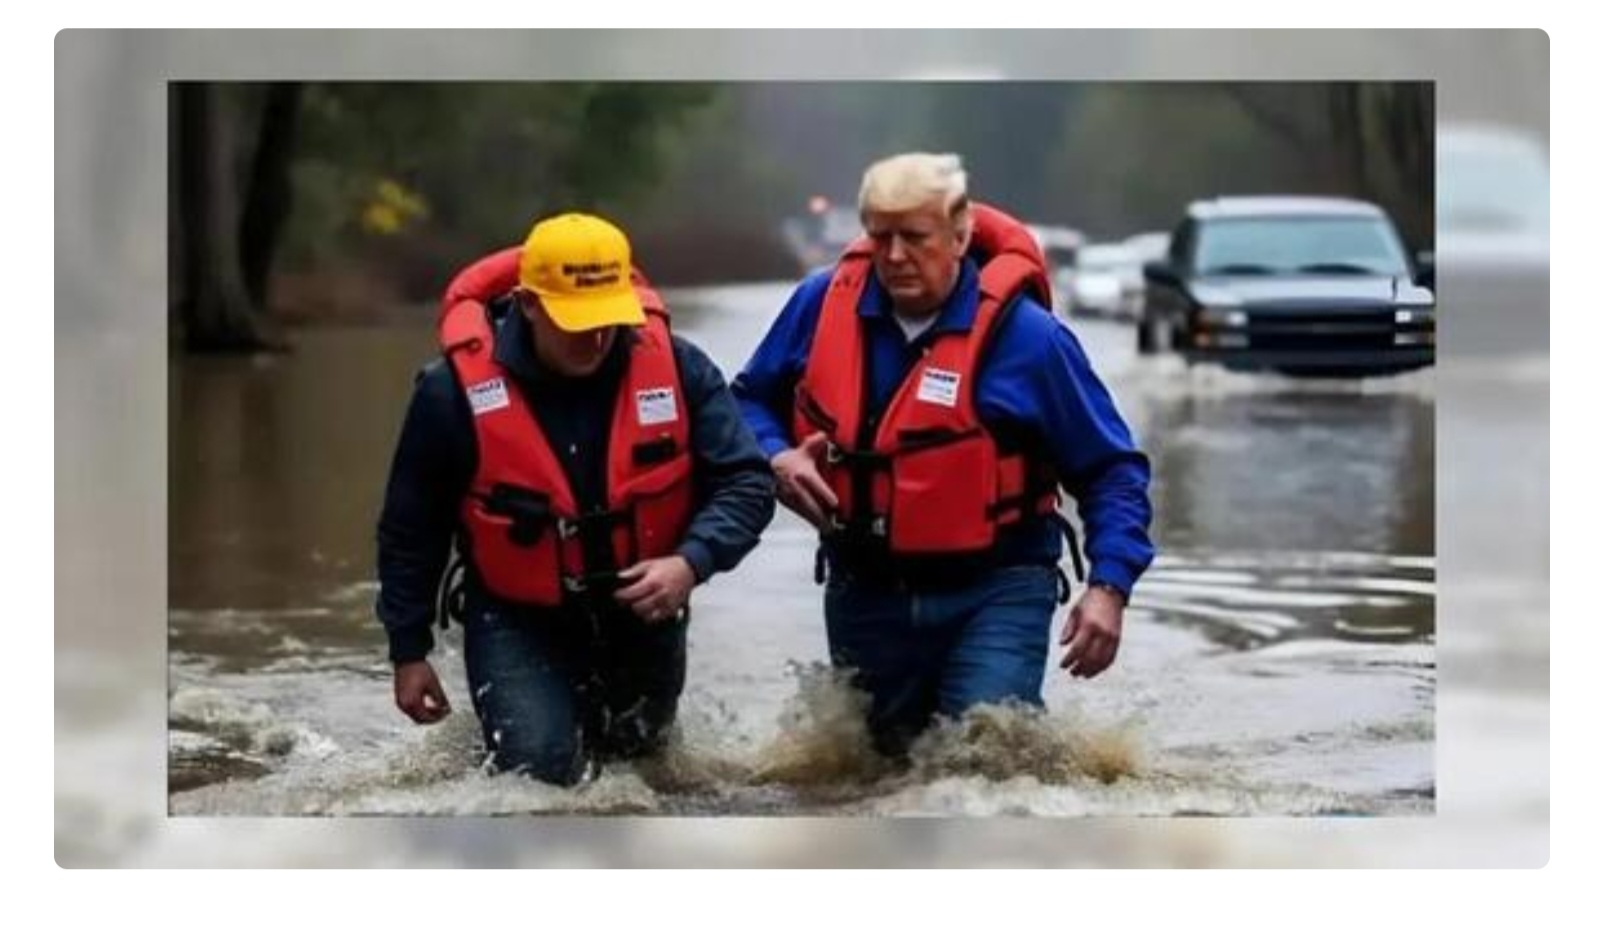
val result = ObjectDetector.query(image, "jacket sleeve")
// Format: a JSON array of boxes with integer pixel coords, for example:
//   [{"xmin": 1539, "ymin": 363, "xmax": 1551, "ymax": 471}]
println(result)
[
  {"xmin": 729, "ymin": 269, "xmax": 832, "ymax": 459},
  {"xmin": 374, "ymin": 360, "xmax": 475, "ymax": 663},
  {"xmin": 671, "ymin": 336, "xmax": 779, "ymax": 583},
  {"xmin": 983, "ymin": 304, "xmax": 1157, "ymax": 599}
]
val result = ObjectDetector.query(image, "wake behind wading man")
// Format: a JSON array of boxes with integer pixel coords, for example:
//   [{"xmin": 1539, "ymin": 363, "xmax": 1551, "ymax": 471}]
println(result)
[
  {"xmin": 732, "ymin": 153, "xmax": 1156, "ymax": 757},
  {"xmin": 376, "ymin": 212, "xmax": 775, "ymax": 785}
]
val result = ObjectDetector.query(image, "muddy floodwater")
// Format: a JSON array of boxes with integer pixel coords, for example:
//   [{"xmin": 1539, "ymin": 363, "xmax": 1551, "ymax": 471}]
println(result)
[{"xmin": 165, "ymin": 282, "xmax": 1436, "ymax": 816}]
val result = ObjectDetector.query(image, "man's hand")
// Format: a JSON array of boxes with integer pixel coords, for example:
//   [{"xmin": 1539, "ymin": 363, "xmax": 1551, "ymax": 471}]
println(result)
[
  {"xmin": 394, "ymin": 659, "xmax": 452, "ymax": 724},
  {"xmin": 1059, "ymin": 584, "xmax": 1126, "ymax": 679},
  {"xmin": 772, "ymin": 431, "xmax": 840, "ymax": 532},
  {"xmin": 614, "ymin": 555, "xmax": 697, "ymax": 623}
]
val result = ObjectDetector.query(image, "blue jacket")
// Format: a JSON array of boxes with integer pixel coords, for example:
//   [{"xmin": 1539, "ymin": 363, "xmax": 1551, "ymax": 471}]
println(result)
[
  {"xmin": 376, "ymin": 297, "xmax": 777, "ymax": 663},
  {"xmin": 731, "ymin": 258, "xmax": 1154, "ymax": 596}
]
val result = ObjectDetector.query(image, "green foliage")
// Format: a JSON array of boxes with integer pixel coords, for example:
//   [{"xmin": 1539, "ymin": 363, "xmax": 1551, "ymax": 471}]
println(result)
[{"xmin": 280, "ymin": 82, "xmax": 719, "ymax": 276}]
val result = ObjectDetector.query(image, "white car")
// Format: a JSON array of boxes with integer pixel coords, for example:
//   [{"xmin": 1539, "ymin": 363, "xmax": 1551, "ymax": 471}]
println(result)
[
  {"xmin": 1120, "ymin": 231, "xmax": 1172, "ymax": 319},
  {"xmin": 1062, "ymin": 243, "xmax": 1144, "ymax": 320},
  {"xmin": 1123, "ymin": 231, "xmax": 1172, "ymax": 264}
]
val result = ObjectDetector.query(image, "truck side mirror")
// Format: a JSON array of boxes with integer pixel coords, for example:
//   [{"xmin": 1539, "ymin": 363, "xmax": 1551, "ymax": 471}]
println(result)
[
  {"xmin": 1414, "ymin": 250, "xmax": 1435, "ymax": 291},
  {"xmin": 1143, "ymin": 260, "xmax": 1178, "ymax": 286}
]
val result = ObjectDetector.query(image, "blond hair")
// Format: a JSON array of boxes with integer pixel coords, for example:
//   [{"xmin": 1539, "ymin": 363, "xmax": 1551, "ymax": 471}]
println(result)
[{"xmin": 858, "ymin": 152, "xmax": 971, "ymax": 228}]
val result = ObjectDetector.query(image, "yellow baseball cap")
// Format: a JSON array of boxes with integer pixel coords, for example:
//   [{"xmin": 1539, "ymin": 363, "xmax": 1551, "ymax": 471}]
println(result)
[{"xmin": 518, "ymin": 212, "xmax": 646, "ymax": 332}]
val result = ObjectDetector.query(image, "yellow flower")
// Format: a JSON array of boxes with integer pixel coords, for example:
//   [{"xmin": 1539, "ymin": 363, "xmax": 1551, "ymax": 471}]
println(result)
[{"xmin": 360, "ymin": 178, "xmax": 430, "ymax": 235}]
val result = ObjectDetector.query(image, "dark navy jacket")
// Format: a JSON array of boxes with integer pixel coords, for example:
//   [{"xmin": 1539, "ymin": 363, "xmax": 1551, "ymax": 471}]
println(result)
[
  {"xmin": 376, "ymin": 298, "xmax": 777, "ymax": 663},
  {"xmin": 731, "ymin": 258, "xmax": 1154, "ymax": 596}
]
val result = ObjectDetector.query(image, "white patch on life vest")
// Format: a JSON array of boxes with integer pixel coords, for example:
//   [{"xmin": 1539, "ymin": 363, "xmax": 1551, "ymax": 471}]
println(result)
[
  {"xmin": 636, "ymin": 387, "xmax": 679, "ymax": 425},
  {"xmin": 916, "ymin": 367, "xmax": 961, "ymax": 407},
  {"xmin": 467, "ymin": 377, "xmax": 510, "ymax": 415}
]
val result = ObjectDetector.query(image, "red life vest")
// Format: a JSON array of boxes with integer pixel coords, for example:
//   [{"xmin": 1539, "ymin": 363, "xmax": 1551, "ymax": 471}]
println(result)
[
  {"xmin": 438, "ymin": 248, "xmax": 694, "ymax": 605},
  {"xmin": 791, "ymin": 203, "xmax": 1059, "ymax": 555}
]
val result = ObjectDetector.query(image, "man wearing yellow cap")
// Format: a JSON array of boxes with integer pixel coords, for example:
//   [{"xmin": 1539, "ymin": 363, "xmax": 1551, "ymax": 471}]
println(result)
[{"xmin": 375, "ymin": 213, "xmax": 776, "ymax": 785}]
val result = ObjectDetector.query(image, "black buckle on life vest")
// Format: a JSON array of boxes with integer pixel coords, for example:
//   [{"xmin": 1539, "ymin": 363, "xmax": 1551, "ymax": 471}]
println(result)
[
  {"xmin": 562, "ymin": 570, "xmax": 624, "ymax": 595},
  {"xmin": 829, "ymin": 513, "xmax": 887, "ymax": 539},
  {"xmin": 556, "ymin": 506, "xmax": 632, "ymax": 541},
  {"xmin": 482, "ymin": 484, "xmax": 554, "ymax": 547},
  {"xmin": 557, "ymin": 507, "xmax": 635, "ymax": 599}
]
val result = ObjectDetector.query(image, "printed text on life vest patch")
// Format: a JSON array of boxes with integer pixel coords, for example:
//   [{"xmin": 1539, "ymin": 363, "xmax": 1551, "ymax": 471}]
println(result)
[
  {"xmin": 916, "ymin": 368, "xmax": 961, "ymax": 407},
  {"xmin": 636, "ymin": 388, "xmax": 679, "ymax": 425},
  {"xmin": 467, "ymin": 378, "xmax": 510, "ymax": 415}
]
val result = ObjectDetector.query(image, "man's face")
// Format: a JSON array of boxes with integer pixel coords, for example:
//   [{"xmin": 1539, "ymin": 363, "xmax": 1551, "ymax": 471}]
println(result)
[
  {"xmin": 519, "ymin": 292, "xmax": 618, "ymax": 378},
  {"xmin": 862, "ymin": 199, "xmax": 970, "ymax": 316}
]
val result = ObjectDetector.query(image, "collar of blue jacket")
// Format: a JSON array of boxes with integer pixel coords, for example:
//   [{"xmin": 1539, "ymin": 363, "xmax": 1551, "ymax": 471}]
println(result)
[{"xmin": 854, "ymin": 257, "xmax": 983, "ymax": 336}]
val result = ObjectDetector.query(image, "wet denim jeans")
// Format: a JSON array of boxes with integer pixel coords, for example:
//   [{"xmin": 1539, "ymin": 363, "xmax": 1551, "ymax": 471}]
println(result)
[
  {"xmin": 824, "ymin": 564, "xmax": 1059, "ymax": 756},
  {"xmin": 462, "ymin": 595, "xmax": 686, "ymax": 786}
]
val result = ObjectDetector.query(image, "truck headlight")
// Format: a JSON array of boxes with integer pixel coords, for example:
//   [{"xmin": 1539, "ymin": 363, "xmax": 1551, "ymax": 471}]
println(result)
[{"xmin": 1197, "ymin": 307, "xmax": 1248, "ymax": 327}]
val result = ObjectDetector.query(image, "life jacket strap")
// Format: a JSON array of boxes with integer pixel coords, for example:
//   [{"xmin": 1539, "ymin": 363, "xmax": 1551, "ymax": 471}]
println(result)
[{"xmin": 436, "ymin": 554, "xmax": 468, "ymax": 631}]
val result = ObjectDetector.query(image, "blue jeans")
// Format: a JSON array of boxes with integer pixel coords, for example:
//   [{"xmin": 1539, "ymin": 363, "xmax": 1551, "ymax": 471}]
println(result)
[
  {"xmin": 462, "ymin": 595, "xmax": 686, "ymax": 785},
  {"xmin": 824, "ymin": 564, "xmax": 1058, "ymax": 757}
]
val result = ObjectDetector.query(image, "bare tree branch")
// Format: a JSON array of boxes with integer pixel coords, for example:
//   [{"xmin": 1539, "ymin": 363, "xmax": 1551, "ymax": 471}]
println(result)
[{"xmin": 1220, "ymin": 84, "xmax": 1318, "ymax": 155}]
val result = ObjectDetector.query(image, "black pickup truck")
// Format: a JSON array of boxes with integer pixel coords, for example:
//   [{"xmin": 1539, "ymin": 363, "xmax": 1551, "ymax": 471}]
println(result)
[{"xmin": 1139, "ymin": 196, "xmax": 1435, "ymax": 377}]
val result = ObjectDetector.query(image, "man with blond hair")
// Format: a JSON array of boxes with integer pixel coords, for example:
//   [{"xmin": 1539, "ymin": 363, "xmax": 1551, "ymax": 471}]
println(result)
[{"xmin": 733, "ymin": 153, "xmax": 1154, "ymax": 756}]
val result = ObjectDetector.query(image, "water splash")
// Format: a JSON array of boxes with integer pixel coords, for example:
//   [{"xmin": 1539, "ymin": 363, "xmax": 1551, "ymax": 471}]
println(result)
[
  {"xmin": 380, "ymin": 710, "xmax": 488, "ymax": 788},
  {"xmin": 747, "ymin": 662, "xmax": 892, "ymax": 788},
  {"xmin": 169, "ymin": 686, "xmax": 339, "ymax": 761},
  {"xmin": 907, "ymin": 703, "xmax": 1145, "ymax": 786},
  {"xmin": 738, "ymin": 663, "xmax": 1149, "ymax": 802}
]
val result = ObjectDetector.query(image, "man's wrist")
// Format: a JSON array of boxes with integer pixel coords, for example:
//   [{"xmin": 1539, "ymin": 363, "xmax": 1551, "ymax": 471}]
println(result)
[
  {"xmin": 1087, "ymin": 579, "xmax": 1129, "ymax": 604},
  {"xmin": 675, "ymin": 543, "xmax": 714, "ymax": 585},
  {"xmin": 760, "ymin": 434, "xmax": 793, "ymax": 461},
  {"xmin": 387, "ymin": 631, "xmax": 434, "ymax": 666}
]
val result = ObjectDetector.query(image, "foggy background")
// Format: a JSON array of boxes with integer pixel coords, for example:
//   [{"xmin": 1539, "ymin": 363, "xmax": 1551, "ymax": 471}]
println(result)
[{"xmin": 171, "ymin": 79, "xmax": 1440, "ymax": 342}]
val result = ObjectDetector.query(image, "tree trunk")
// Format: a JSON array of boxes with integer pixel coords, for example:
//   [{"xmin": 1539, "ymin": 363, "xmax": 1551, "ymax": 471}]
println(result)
[
  {"xmin": 1223, "ymin": 83, "xmax": 1433, "ymax": 252},
  {"xmin": 1329, "ymin": 83, "xmax": 1371, "ymax": 197},
  {"xmin": 240, "ymin": 83, "xmax": 302, "ymax": 308},
  {"xmin": 172, "ymin": 83, "xmax": 274, "ymax": 353},
  {"xmin": 1376, "ymin": 84, "xmax": 1435, "ymax": 252}
]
